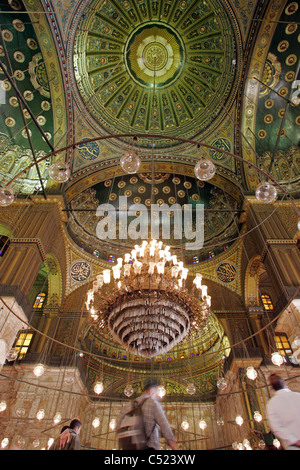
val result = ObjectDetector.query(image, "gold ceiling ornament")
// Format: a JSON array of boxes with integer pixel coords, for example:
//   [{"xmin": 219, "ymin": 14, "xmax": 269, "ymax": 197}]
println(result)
[{"xmin": 86, "ymin": 239, "xmax": 211, "ymax": 358}]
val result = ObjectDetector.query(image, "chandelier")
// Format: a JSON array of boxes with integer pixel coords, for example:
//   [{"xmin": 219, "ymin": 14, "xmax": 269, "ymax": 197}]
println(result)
[{"xmin": 86, "ymin": 239, "xmax": 210, "ymax": 358}]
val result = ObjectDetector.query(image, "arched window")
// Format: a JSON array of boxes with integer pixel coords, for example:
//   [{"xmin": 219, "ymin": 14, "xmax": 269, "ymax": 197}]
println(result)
[
  {"xmin": 14, "ymin": 331, "xmax": 33, "ymax": 360},
  {"xmin": 275, "ymin": 333, "xmax": 292, "ymax": 359},
  {"xmin": 261, "ymin": 293, "xmax": 274, "ymax": 311},
  {"xmin": 33, "ymin": 292, "xmax": 46, "ymax": 309}
]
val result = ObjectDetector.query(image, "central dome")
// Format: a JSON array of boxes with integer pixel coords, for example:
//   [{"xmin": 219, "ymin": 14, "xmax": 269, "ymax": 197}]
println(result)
[
  {"xmin": 73, "ymin": 0, "xmax": 241, "ymax": 147},
  {"xmin": 125, "ymin": 23, "xmax": 185, "ymax": 88}
]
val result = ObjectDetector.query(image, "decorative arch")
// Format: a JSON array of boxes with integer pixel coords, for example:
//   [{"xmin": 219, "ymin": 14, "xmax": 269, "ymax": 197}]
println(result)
[{"xmin": 244, "ymin": 255, "xmax": 265, "ymax": 307}]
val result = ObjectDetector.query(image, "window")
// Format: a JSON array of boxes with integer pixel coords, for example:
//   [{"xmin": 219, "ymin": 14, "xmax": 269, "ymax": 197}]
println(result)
[
  {"xmin": 275, "ymin": 333, "xmax": 293, "ymax": 359},
  {"xmin": 261, "ymin": 294, "xmax": 274, "ymax": 311},
  {"xmin": 33, "ymin": 292, "xmax": 46, "ymax": 309},
  {"xmin": 0, "ymin": 235, "xmax": 10, "ymax": 257},
  {"xmin": 15, "ymin": 332, "xmax": 33, "ymax": 360}
]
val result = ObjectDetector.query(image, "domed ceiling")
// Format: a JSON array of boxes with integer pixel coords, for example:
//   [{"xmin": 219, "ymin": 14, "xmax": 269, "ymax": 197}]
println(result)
[
  {"xmin": 73, "ymin": 0, "xmax": 241, "ymax": 148},
  {"xmin": 67, "ymin": 171, "xmax": 243, "ymax": 263}
]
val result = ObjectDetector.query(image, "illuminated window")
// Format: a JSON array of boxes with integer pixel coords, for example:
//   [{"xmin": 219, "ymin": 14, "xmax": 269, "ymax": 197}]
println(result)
[
  {"xmin": 15, "ymin": 332, "xmax": 33, "ymax": 360},
  {"xmin": 33, "ymin": 292, "xmax": 46, "ymax": 309},
  {"xmin": 275, "ymin": 333, "xmax": 292, "ymax": 358},
  {"xmin": 208, "ymin": 251, "xmax": 215, "ymax": 259},
  {"xmin": 261, "ymin": 294, "xmax": 273, "ymax": 311}
]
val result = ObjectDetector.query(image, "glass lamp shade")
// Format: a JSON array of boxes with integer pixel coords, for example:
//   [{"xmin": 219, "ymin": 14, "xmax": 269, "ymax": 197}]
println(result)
[
  {"xmin": 92, "ymin": 417, "xmax": 100, "ymax": 428},
  {"xmin": 53, "ymin": 412, "xmax": 62, "ymax": 424},
  {"xmin": 181, "ymin": 420, "xmax": 189, "ymax": 431},
  {"xmin": 36, "ymin": 409, "xmax": 45, "ymax": 420},
  {"xmin": 255, "ymin": 181, "xmax": 277, "ymax": 203},
  {"xmin": 194, "ymin": 158, "xmax": 216, "ymax": 181},
  {"xmin": 33, "ymin": 363, "xmax": 46, "ymax": 377},
  {"xmin": 94, "ymin": 381, "xmax": 104, "ymax": 395},
  {"xmin": 0, "ymin": 186, "xmax": 14, "ymax": 206},
  {"xmin": 246, "ymin": 366, "xmax": 257, "ymax": 380},
  {"xmin": 0, "ymin": 401, "xmax": 7, "ymax": 412},
  {"xmin": 124, "ymin": 384, "xmax": 134, "ymax": 397},
  {"xmin": 109, "ymin": 419, "xmax": 116, "ymax": 430},
  {"xmin": 199, "ymin": 419, "xmax": 207, "ymax": 430},
  {"xmin": 235, "ymin": 415, "xmax": 243, "ymax": 426},
  {"xmin": 120, "ymin": 150, "xmax": 141, "ymax": 174},
  {"xmin": 186, "ymin": 383, "xmax": 196, "ymax": 395},
  {"xmin": 254, "ymin": 411, "xmax": 262, "ymax": 423},
  {"xmin": 1, "ymin": 438, "xmax": 9, "ymax": 449},
  {"xmin": 271, "ymin": 351, "xmax": 284, "ymax": 366},
  {"xmin": 48, "ymin": 161, "xmax": 70, "ymax": 183},
  {"xmin": 217, "ymin": 377, "xmax": 227, "ymax": 391}
]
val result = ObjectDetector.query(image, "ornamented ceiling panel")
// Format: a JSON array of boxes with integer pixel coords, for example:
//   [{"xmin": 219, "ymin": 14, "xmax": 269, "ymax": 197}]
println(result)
[
  {"xmin": 73, "ymin": 0, "xmax": 242, "ymax": 148},
  {"xmin": 241, "ymin": 0, "xmax": 300, "ymax": 192},
  {"xmin": 66, "ymin": 171, "xmax": 243, "ymax": 262}
]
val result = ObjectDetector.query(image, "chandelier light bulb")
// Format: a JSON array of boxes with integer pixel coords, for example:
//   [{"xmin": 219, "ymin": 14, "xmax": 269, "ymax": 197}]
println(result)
[
  {"xmin": 33, "ymin": 363, "xmax": 46, "ymax": 377},
  {"xmin": 194, "ymin": 158, "xmax": 216, "ymax": 181},
  {"xmin": 246, "ymin": 366, "xmax": 257, "ymax": 380},
  {"xmin": 124, "ymin": 384, "xmax": 134, "ymax": 397},
  {"xmin": 47, "ymin": 438, "xmax": 54, "ymax": 449},
  {"xmin": 36, "ymin": 409, "xmax": 45, "ymax": 421},
  {"xmin": 48, "ymin": 161, "xmax": 70, "ymax": 183},
  {"xmin": 0, "ymin": 401, "xmax": 7, "ymax": 412},
  {"xmin": 255, "ymin": 181, "xmax": 277, "ymax": 203},
  {"xmin": 297, "ymin": 218, "xmax": 300, "ymax": 231},
  {"xmin": 235, "ymin": 415, "xmax": 243, "ymax": 426},
  {"xmin": 253, "ymin": 411, "xmax": 262, "ymax": 423},
  {"xmin": 273, "ymin": 438, "xmax": 281, "ymax": 449},
  {"xmin": 94, "ymin": 381, "xmax": 104, "ymax": 395},
  {"xmin": 271, "ymin": 351, "xmax": 284, "ymax": 366},
  {"xmin": 1, "ymin": 438, "xmax": 9, "ymax": 449},
  {"xmin": 181, "ymin": 420, "xmax": 189, "ymax": 431},
  {"xmin": 199, "ymin": 419, "xmax": 207, "ymax": 430},
  {"xmin": 120, "ymin": 150, "xmax": 141, "ymax": 174},
  {"xmin": 92, "ymin": 417, "xmax": 100, "ymax": 428},
  {"xmin": 186, "ymin": 383, "xmax": 196, "ymax": 395},
  {"xmin": 0, "ymin": 186, "xmax": 14, "ymax": 206},
  {"xmin": 53, "ymin": 412, "xmax": 62, "ymax": 424},
  {"xmin": 217, "ymin": 377, "xmax": 227, "ymax": 391},
  {"xmin": 109, "ymin": 419, "xmax": 116, "ymax": 430}
]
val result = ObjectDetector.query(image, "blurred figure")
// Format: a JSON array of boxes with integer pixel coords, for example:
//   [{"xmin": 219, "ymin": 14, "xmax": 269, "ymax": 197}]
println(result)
[
  {"xmin": 49, "ymin": 419, "xmax": 82, "ymax": 450},
  {"xmin": 117, "ymin": 380, "xmax": 177, "ymax": 450},
  {"xmin": 266, "ymin": 373, "xmax": 300, "ymax": 450}
]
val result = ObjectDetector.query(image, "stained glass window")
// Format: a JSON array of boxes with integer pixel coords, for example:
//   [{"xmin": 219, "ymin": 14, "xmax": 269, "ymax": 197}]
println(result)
[
  {"xmin": 15, "ymin": 332, "xmax": 33, "ymax": 360},
  {"xmin": 33, "ymin": 292, "xmax": 46, "ymax": 308}
]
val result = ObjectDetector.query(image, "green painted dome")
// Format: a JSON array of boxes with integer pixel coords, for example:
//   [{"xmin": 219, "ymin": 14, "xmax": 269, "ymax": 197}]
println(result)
[{"xmin": 73, "ymin": 0, "xmax": 241, "ymax": 147}]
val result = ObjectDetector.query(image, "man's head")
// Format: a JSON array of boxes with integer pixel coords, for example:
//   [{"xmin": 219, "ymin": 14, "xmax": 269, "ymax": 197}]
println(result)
[
  {"xmin": 69, "ymin": 418, "xmax": 82, "ymax": 435},
  {"xmin": 143, "ymin": 379, "xmax": 161, "ymax": 399},
  {"xmin": 269, "ymin": 374, "xmax": 285, "ymax": 391}
]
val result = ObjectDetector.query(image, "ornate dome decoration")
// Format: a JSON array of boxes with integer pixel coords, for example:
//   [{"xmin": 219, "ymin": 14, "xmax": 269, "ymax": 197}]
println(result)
[{"xmin": 73, "ymin": 0, "xmax": 241, "ymax": 147}]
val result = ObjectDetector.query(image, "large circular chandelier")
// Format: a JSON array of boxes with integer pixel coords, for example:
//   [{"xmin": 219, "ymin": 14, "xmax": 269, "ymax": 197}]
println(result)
[{"xmin": 86, "ymin": 240, "xmax": 211, "ymax": 358}]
